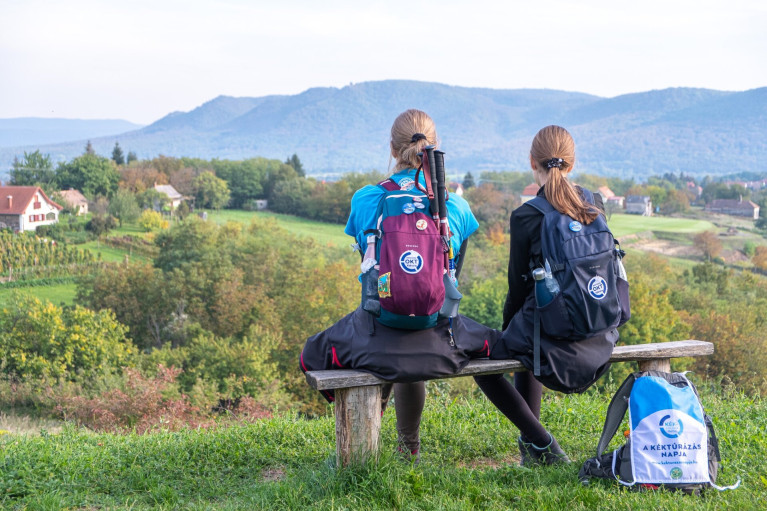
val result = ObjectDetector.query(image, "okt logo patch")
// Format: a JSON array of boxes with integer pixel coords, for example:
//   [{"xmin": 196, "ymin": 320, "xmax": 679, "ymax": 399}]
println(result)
[
  {"xmin": 587, "ymin": 276, "xmax": 607, "ymax": 299},
  {"xmin": 399, "ymin": 250, "xmax": 423, "ymax": 274},
  {"xmin": 659, "ymin": 414, "xmax": 684, "ymax": 439}
]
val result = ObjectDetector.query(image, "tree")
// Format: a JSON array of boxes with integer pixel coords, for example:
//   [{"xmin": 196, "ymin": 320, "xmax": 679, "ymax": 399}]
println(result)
[
  {"xmin": 693, "ymin": 230, "xmax": 723, "ymax": 261},
  {"xmin": 85, "ymin": 140, "xmax": 95, "ymax": 155},
  {"xmin": 126, "ymin": 151, "xmax": 138, "ymax": 164},
  {"xmin": 55, "ymin": 154, "xmax": 119, "ymax": 198},
  {"xmin": 462, "ymin": 172, "xmax": 475, "ymax": 190},
  {"xmin": 753, "ymin": 246, "xmax": 767, "ymax": 270},
  {"xmin": 285, "ymin": 154, "xmax": 305, "ymax": 177},
  {"xmin": 10, "ymin": 150, "xmax": 55, "ymax": 186},
  {"xmin": 138, "ymin": 210, "xmax": 168, "ymax": 232},
  {"xmin": 112, "ymin": 142, "xmax": 125, "ymax": 165},
  {"xmin": 193, "ymin": 171, "xmax": 230, "ymax": 209},
  {"xmin": 108, "ymin": 189, "xmax": 141, "ymax": 226}
]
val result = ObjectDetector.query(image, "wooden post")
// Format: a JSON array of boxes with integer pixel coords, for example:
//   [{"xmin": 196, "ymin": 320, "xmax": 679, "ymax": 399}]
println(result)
[
  {"xmin": 638, "ymin": 358, "xmax": 671, "ymax": 372},
  {"xmin": 335, "ymin": 384, "xmax": 382, "ymax": 466}
]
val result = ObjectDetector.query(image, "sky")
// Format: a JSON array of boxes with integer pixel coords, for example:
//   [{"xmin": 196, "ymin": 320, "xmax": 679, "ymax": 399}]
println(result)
[{"xmin": 1, "ymin": 0, "xmax": 765, "ymax": 125}]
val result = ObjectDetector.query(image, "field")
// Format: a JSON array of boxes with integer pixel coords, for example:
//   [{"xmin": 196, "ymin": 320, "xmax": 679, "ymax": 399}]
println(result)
[
  {"xmin": 1, "ymin": 385, "xmax": 764, "ymax": 510},
  {"xmin": 607, "ymin": 213, "xmax": 716, "ymax": 238}
]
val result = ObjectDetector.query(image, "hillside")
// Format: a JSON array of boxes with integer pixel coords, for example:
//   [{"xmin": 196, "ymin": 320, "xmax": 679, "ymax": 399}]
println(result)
[
  {"xmin": 2, "ymin": 81, "xmax": 765, "ymax": 179},
  {"xmin": 0, "ymin": 118, "xmax": 143, "ymax": 148}
]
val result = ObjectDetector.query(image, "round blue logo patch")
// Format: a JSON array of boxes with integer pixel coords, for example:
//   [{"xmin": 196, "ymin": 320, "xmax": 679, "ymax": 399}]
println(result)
[
  {"xmin": 587, "ymin": 276, "xmax": 607, "ymax": 300},
  {"xmin": 400, "ymin": 250, "xmax": 423, "ymax": 274},
  {"xmin": 402, "ymin": 203, "xmax": 415, "ymax": 214},
  {"xmin": 398, "ymin": 178, "xmax": 415, "ymax": 191},
  {"xmin": 569, "ymin": 221, "xmax": 582, "ymax": 232},
  {"xmin": 659, "ymin": 414, "xmax": 684, "ymax": 439}
]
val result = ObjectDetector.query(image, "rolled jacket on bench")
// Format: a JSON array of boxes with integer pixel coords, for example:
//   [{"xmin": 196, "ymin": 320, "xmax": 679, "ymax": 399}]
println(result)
[{"xmin": 300, "ymin": 307, "xmax": 502, "ymax": 402}]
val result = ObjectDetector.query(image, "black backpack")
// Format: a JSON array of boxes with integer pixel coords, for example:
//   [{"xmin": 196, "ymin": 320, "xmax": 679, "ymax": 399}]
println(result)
[
  {"xmin": 578, "ymin": 371, "xmax": 740, "ymax": 493},
  {"xmin": 526, "ymin": 189, "xmax": 630, "ymax": 341}
]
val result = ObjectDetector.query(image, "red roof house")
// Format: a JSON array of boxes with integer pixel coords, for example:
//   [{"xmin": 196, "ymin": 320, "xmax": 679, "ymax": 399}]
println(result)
[{"xmin": 0, "ymin": 186, "xmax": 63, "ymax": 232}]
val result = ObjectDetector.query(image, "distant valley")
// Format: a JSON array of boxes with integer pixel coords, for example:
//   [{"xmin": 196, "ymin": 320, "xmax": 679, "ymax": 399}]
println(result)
[{"xmin": 2, "ymin": 81, "xmax": 765, "ymax": 180}]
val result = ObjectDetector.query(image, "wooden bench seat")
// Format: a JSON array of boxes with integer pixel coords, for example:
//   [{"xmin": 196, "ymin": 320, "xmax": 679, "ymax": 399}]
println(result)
[{"xmin": 304, "ymin": 340, "xmax": 714, "ymax": 466}]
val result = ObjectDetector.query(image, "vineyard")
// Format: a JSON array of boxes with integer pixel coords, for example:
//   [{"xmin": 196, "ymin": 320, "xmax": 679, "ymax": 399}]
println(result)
[{"xmin": 0, "ymin": 231, "xmax": 96, "ymax": 282}]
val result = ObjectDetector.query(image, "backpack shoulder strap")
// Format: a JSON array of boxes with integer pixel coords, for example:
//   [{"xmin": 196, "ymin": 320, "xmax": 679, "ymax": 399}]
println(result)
[
  {"xmin": 526, "ymin": 195, "xmax": 555, "ymax": 215},
  {"xmin": 580, "ymin": 187, "xmax": 596, "ymax": 205},
  {"xmin": 595, "ymin": 372, "xmax": 639, "ymax": 456},
  {"xmin": 378, "ymin": 178, "xmax": 400, "ymax": 192}
]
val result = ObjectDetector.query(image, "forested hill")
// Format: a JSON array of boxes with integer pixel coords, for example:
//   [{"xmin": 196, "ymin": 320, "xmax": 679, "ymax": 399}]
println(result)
[{"xmin": 3, "ymin": 81, "xmax": 766, "ymax": 179}]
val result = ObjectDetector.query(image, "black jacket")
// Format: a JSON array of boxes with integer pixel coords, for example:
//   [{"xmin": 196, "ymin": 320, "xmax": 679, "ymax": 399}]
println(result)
[{"xmin": 502, "ymin": 186, "xmax": 604, "ymax": 329}]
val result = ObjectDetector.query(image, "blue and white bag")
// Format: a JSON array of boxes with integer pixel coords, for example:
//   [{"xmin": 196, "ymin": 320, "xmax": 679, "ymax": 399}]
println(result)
[{"xmin": 579, "ymin": 371, "xmax": 739, "ymax": 493}]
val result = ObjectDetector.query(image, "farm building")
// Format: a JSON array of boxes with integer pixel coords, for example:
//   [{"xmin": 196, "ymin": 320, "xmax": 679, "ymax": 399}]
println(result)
[
  {"xmin": 520, "ymin": 183, "xmax": 540, "ymax": 203},
  {"xmin": 56, "ymin": 189, "xmax": 89, "ymax": 215},
  {"xmin": 154, "ymin": 184, "xmax": 184, "ymax": 210},
  {"xmin": 626, "ymin": 195, "xmax": 652, "ymax": 216},
  {"xmin": 0, "ymin": 186, "xmax": 63, "ymax": 232},
  {"xmin": 705, "ymin": 199, "xmax": 760, "ymax": 219}
]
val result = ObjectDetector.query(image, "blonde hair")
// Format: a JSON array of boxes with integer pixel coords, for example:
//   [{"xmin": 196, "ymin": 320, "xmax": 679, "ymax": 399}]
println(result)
[
  {"xmin": 530, "ymin": 125, "xmax": 599, "ymax": 224},
  {"xmin": 390, "ymin": 109, "xmax": 438, "ymax": 171}
]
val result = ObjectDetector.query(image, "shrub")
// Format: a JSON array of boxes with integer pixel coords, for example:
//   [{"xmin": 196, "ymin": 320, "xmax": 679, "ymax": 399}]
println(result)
[
  {"xmin": 0, "ymin": 293, "xmax": 135, "ymax": 383},
  {"xmin": 138, "ymin": 210, "xmax": 168, "ymax": 232}
]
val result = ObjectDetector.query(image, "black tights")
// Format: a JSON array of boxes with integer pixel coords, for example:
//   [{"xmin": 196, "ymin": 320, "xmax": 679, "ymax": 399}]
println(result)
[{"xmin": 473, "ymin": 371, "xmax": 549, "ymax": 446}]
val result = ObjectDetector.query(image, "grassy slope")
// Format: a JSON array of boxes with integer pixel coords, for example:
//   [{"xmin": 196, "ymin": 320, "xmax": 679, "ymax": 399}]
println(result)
[
  {"xmin": 1, "ymin": 385, "xmax": 764, "ymax": 510},
  {"xmin": 607, "ymin": 213, "xmax": 716, "ymax": 238}
]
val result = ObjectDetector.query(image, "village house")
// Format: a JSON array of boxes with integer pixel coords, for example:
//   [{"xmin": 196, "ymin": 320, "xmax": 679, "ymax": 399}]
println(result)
[
  {"xmin": 705, "ymin": 198, "xmax": 760, "ymax": 220},
  {"xmin": 56, "ymin": 189, "xmax": 89, "ymax": 215},
  {"xmin": 0, "ymin": 186, "xmax": 63, "ymax": 232},
  {"xmin": 153, "ymin": 184, "xmax": 184, "ymax": 210},
  {"xmin": 520, "ymin": 183, "xmax": 540, "ymax": 203},
  {"xmin": 625, "ymin": 195, "xmax": 653, "ymax": 216}
]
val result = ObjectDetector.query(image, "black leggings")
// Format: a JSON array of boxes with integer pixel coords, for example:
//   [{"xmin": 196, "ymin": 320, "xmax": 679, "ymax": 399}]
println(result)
[{"xmin": 473, "ymin": 371, "xmax": 549, "ymax": 446}]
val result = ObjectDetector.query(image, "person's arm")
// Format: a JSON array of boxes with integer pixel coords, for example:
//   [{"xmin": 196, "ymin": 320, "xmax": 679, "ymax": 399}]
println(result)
[{"xmin": 502, "ymin": 208, "xmax": 535, "ymax": 330}]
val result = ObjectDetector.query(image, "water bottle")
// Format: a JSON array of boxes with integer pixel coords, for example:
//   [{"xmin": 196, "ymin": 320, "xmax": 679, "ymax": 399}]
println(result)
[
  {"xmin": 544, "ymin": 259, "xmax": 560, "ymax": 296},
  {"xmin": 533, "ymin": 268, "xmax": 555, "ymax": 307}
]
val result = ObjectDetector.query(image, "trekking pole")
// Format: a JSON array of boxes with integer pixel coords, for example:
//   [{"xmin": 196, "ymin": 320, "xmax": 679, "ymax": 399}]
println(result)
[{"xmin": 434, "ymin": 150, "xmax": 451, "ymax": 277}]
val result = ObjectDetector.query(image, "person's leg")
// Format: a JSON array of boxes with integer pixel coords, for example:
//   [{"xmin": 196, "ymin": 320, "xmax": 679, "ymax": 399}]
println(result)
[
  {"xmin": 394, "ymin": 381, "xmax": 426, "ymax": 457},
  {"xmin": 474, "ymin": 373, "xmax": 569, "ymax": 466},
  {"xmin": 514, "ymin": 371, "xmax": 543, "ymax": 420},
  {"xmin": 474, "ymin": 373, "xmax": 549, "ymax": 445}
]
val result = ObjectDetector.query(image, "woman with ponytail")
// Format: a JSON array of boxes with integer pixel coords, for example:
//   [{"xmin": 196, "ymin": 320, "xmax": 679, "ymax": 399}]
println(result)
[
  {"xmin": 474, "ymin": 125, "xmax": 608, "ymax": 467},
  {"xmin": 301, "ymin": 109, "xmax": 497, "ymax": 464}
]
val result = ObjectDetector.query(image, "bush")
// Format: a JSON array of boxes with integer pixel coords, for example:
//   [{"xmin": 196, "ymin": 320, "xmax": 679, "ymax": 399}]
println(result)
[
  {"xmin": 138, "ymin": 210, "xmax": 168, "ymax": 232},
  {"xmin": 0, "ymin": 293, "xmax": 135, "ymax": 383}
]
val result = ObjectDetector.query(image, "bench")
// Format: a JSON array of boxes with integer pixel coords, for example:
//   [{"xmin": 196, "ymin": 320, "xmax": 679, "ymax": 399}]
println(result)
[{"xmin": 304, "ymin": 339, "xmax": 714, "ymax": 466}]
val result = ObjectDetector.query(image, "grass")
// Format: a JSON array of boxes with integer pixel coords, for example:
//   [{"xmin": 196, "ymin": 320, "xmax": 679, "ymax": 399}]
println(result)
[
  {"xmin": 202, "ymin": 210, "xmax": 350, "ymax": 248},
  {"xmin": 607, "ymin": 213, "xmax": 716, "ymax": 238},
  {"xmin": 1, "ymin": 383, "xmax": 765, "ymax": 510}
]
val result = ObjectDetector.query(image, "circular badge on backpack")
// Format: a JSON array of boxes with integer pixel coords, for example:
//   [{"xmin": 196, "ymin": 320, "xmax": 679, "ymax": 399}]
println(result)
[
  {"xmin": 402, "ymin": 203, "xmax": 415, "ymax": 214},
  {"xmin": 399, "ymin": 178, "xmax": 415, "ymax": 191},
  {"xmin": 416, "ymin": 219, "xmax": 428, "ymax": 230},
  {"xmin": 569, "ymin": 221, "xmax": 582, "ymax": 232},
  {"xmin": 587, "ymin": 276, "xmax": 607, "ymax": 299},
  {"xmin": 399, "ymin": 250, "xmax": 423, "ymax": 274}
]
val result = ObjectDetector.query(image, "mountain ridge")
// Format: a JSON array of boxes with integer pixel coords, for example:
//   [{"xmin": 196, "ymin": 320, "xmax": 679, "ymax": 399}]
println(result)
[{"xmin": 1, "ymin": 81, "xmax": 765, "ymax": 179}]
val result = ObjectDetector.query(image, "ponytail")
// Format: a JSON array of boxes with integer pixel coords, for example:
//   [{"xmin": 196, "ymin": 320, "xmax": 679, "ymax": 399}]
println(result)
[
  {"xmin": 531, "ymin": 125, "xmax": 600, "ymax": 224},
  {"xmin": 390, "ymin": 109, "xmax": 438, "ymax": 171}
]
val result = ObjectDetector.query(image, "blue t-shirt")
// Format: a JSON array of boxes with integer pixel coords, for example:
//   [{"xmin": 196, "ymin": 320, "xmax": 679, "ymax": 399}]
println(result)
[{"xmin": 344, "ymin": 168, "xmax": 479, "ymax": 266}]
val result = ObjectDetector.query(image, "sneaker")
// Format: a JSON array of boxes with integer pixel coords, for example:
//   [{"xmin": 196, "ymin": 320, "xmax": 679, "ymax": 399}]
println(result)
[
  {"xmin": 518, "ymin": 434, "xmax": 570, "ymax": 467},
  {"xmin": 397, "ymin": 445, "xmax": 421, "ymax": 466}
]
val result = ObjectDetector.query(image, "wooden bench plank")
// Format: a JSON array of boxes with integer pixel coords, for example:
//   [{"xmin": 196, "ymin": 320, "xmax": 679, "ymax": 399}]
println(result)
[{"xmin": 305, "ymin": 340, "xmax": 713, "ymax": 391}]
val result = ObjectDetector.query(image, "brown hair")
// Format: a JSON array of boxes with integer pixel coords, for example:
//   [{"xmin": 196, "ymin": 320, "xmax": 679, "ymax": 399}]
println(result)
[
  {"xmin": 530, "ymin": 125, "xmax": 599, "ymax": 224},
  {"xmin": 390, "ymin": 109, "xmax": 438, "ymax": 171}
]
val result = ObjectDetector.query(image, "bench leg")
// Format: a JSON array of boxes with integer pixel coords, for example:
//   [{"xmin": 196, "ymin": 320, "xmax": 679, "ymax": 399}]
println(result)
[
  {"xmin": 335, "ymin": 384, "xmax": 382, "ymax": 466},
  {"xmin": 638, "ymin": 358, "xmax": 671, "ymax": 372}
]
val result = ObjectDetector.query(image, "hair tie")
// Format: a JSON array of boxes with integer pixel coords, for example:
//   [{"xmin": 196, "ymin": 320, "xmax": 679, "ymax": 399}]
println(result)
[
  {"xmin": 546, "ymin": 158, "xmax": 564, "ymax": 169},
  {"xmin": 411, "ymin": 133, "xmax": 427, "ymax": 143}
]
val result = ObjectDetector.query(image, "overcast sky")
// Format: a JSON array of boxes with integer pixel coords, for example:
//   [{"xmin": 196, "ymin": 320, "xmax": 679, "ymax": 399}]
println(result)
[{"xmin": 1, "ymin": 0, "xmax": 765, "ymax": 125}]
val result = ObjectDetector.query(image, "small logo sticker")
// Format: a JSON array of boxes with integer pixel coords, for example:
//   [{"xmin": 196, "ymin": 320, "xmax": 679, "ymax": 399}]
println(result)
[
  {"xmin": 412, "ymin": 196, "xmax": 423, "ymax": 202},
  {"xmin": 416, "ymin": 219, "xmax": 428, "ymax": 230},
  {"xmin": 400, "ymin": 250, "xmax": 423, "ymax": 274},
  {"xmin": 659, "ymin": 415, "xmax": 684, "ymax": 439},
  {"xmin": 398, "ymin": 178, "xmax": 415, "ymax": 191},
  {"xmin": 378, "ymin": 272, "xmax": 391, "ymax": 298},
  {"xmin": 569, "ymin": 221, "xmax": 582, "ymax": 232},
  {"xmin": 670, "ymin": 467, "xmax": 683, "ymax": 480},
  {"xmin": 587, "ymin": 276, "xmax": 607, "ymax": 299},
  {"xmin": 413, "ymin": 202, "xmax": 426, "ymax": 209},
  {"xmin": 402, "ymin": 203, "xmax": 415, "ymax": 214}
]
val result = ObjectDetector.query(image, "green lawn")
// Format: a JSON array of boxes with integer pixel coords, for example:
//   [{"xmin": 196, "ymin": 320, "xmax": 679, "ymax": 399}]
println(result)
[
  {"xmin": 0, "ymin": 282, "xmax": 78, "ymax": 307},
  {"xmin": 203, "ymin": 209, "xmax": 350, "ymax": 248},
  {"xmin": 1, "ymin": 387, "xmax": 763, "ymax": 510},
  {"xmin": 608, "ymin": 213, "xmax": 715, "ymax": 238}
]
